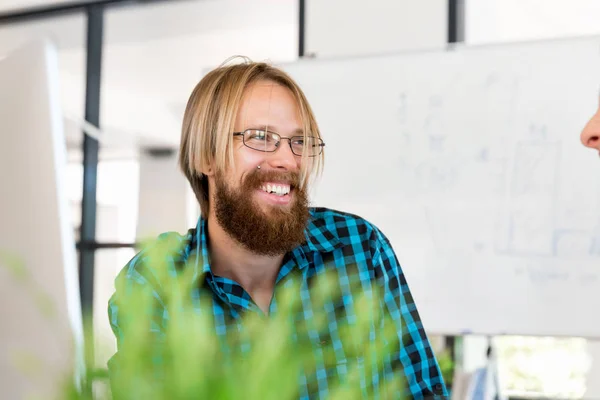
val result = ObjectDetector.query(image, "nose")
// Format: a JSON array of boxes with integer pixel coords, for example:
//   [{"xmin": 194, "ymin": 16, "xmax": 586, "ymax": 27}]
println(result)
[
  {"xmin": 267, "ymin": 139, "xmax": 299, "ymax": 170},
  {"xmin": 581, "ymin": 108, "xmax": 600, "ymax": 151}
]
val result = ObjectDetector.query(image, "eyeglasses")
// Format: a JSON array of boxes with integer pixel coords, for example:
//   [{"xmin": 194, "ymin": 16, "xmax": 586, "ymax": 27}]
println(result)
[{"xmin": 233, "ymin": 129, "xmax": 325, "ymax": 157}]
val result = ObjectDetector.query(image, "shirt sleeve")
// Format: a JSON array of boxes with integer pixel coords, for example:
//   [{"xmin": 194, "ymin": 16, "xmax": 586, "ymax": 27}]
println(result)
[
  {"xmin": 107, "ymin": 239, "xmax": 177, "ymax": 399},
  {"xmin": 371, "ymin": 226, "xmax": 449, "ymax": 399}
]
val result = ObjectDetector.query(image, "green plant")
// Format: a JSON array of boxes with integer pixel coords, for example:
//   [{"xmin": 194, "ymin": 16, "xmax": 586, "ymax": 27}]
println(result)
[
  {"xmin": 436, "ymin": 349, "xmax": 455, "ymax": 387},
  {"xmin": 2, "ymin": 248, "xmax": 408, "ymax": 400}
]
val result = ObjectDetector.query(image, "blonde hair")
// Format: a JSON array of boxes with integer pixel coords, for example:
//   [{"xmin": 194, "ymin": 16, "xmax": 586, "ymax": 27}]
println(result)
[{"xmin": 179, "ymin": 56, "xmax": 324, "ymax": 217}]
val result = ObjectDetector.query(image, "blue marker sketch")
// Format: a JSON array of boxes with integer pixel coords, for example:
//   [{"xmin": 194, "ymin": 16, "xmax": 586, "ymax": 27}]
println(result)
[
  {"xmin": 478, "ymin": 148, "xmax": 490, "ymax": 163},
  {"xmin": 397, "ymin": 92, "xmax": 408, "ymax": 124},
  {"xmin": 527, "ymin": 267, "xmax": 570, "ymax": 284},
  {"xmin": 502, "ymin": 140, "xmax": 559, "ymax": 256},
  {"xmin": 414, "ymin": 160, "xmax": 458, "ymax": 191},
  {"xmin": 423, "ymin": 95, "xmax": 445, "ymax": 153},
  {"xmin": 527, "ymin": 123, "xmax": 548, "ymax": 141},
  {"xmin": 552, "ymin": 229, "xmax": 594, "ymax": 257},
  {"xmin": 399, "ymin": 92, "xmax": 411, "ymax": 146},
  {"xmin": 590, "ymin": 224, "xmax": 600, "ymax": 256},
  {"xmin": 510, "ymin": 140, "xmax": 560, "ymax": 196}
]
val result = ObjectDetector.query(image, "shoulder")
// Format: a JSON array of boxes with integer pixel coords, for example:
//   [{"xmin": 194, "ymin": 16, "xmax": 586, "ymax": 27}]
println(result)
[
  {"xmin": 307, "ymin": 207, "xmax": 393, "ymax": 252},
  {"xmin": 107, "ymin": 229, "xmax": 197, "ymax": 351},
  {"xmin": 114, "ymin": 228, "xmax": 197, "ymax": 291},
  {"xmin": 307, "ymin": 208, "xmax": 404, "ymax": 288}
]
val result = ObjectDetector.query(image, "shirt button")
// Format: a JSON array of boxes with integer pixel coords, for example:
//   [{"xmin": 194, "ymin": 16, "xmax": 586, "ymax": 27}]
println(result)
[{"xmin": 433, "ymin": 383, "xmax": 443, "ymax": 394}]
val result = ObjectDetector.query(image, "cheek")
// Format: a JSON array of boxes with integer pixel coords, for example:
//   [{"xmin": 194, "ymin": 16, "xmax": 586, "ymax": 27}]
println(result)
[
  {"xmin": 234, "ymin": 146, "xmax": 265, "ymax": 170},
  {"xmin": 230, "ymin": 152, "xmax": 261, "ymax": 185}
]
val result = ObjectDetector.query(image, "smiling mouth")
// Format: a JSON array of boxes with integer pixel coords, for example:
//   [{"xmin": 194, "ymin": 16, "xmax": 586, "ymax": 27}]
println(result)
[{"xmin": 260, "ymin": 183, "xmax": 291, "ymax": 197}]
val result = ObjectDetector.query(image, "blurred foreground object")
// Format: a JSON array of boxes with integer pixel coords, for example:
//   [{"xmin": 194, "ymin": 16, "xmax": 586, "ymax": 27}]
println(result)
[{"xmin": 0, "ymin": 40, "xmax": 84, "ymax": 399}]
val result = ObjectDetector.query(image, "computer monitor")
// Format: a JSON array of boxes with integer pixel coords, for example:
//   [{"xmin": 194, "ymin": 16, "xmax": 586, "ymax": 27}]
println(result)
[{"xmin": 0, "ymin": 39, "xmax": 84, "ymax": 399}]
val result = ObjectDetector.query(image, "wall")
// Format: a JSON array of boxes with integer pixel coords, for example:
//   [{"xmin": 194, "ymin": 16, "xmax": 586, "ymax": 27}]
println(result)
[
  {"xmin": 306, "ymin": 0, "xmax": 447, "ymax": 58},
  {"xmin": 466, "ymin": 0, "xmax": 600, "ymax": 45}
]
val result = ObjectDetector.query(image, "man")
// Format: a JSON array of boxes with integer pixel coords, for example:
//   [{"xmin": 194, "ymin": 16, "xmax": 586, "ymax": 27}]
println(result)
[{"xmin": 107, "ymin": 58, "xmax": 447, "ymax": 399}]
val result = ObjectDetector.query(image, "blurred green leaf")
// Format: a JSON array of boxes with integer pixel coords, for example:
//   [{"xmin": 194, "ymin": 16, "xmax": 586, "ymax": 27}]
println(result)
[
  {"xmin": 0, "ymin": 249, "xmax": 29, "ymax": 281},
  {"xmin": 3, "ymin": 248, "xmax": 414, "ymax": 400}
]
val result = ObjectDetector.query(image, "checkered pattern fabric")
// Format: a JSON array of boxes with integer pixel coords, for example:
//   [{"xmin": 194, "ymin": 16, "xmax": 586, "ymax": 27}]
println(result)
[{"xmin": 108, "ymin": 207, "xmax": 448, "ymax": 399}]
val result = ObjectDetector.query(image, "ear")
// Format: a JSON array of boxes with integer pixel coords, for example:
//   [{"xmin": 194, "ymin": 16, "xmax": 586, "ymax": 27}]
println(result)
[{"xmin": 201, "ymin": 161, "xmax": 215, "ymax": 177}]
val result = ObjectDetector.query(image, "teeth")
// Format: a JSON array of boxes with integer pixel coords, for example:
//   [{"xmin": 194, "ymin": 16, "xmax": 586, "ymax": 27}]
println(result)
[{"xmin": 260, "ymin": 184, "xmax": 290, "ymax": 196}]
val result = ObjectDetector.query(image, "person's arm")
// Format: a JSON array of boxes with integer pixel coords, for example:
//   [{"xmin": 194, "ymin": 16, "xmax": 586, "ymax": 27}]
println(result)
[
  {"xmin": 372, "ymin": 227, "xmax": 448, "ymax": 399},
  {"xmin": 107, "ymin": 239, "xmax": 177, "ymax": 399}
]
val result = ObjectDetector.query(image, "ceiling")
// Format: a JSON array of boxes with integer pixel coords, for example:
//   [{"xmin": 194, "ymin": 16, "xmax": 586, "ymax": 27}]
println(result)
[{"xmin": 0, "ymin": 0, "xmax": 299, "ymax": 160}]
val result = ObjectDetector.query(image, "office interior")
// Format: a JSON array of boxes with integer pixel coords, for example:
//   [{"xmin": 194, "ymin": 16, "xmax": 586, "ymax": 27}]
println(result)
[{"xmin": 1, "ymin": 0, "xmax": 600, "ymax": 399}]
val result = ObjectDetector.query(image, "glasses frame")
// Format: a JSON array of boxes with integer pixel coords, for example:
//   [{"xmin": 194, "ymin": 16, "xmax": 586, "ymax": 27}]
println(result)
[{"xmin": 232, "ymin": 129, "xmax": 325, "ymax": 157}]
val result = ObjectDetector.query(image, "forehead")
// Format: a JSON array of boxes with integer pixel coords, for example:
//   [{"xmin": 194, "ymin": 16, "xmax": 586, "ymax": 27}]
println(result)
[{"xmin": 236, "ymin": 80, "xmax": 302, "ymax": 129}]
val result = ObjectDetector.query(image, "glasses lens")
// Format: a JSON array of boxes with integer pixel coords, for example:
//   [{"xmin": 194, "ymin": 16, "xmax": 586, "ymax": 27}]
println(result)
[
  {"xmin": 291, "ymin": 136, "xmax": 323, "ymax": 156},
  {"xmin": 244, "ymin": 129, "xmax": 279, "ymax": 152}
]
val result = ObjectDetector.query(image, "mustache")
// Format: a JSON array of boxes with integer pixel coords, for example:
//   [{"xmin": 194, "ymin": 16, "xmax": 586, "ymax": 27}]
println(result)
[{"xmin": 244, "ymin": 169, "xmax": 301, "ymax": 189}]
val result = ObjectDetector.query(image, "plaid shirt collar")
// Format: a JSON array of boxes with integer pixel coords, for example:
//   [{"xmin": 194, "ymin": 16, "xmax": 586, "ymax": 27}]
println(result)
[{"xmin": 189, "ymin": 209, "xmax": 345, "ymax": 282}]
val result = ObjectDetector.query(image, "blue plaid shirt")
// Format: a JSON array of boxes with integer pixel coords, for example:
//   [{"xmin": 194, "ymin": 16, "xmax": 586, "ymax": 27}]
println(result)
[{"xmin": 108, "ymin": 207, "xmax": 447, "ymax": 399}]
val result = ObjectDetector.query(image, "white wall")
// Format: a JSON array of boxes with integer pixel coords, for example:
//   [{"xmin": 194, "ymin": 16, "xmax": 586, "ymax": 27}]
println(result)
[
  {"xmin": 306, "ymin": 0, "xmax": 447, "ymax": 58},
  {"xmin": 466, "ymin": 0, "xmax": 600, "ymax": 45}
]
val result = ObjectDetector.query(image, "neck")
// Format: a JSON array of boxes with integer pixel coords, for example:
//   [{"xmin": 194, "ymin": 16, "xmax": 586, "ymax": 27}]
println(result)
[{"xmin": 206, "ymin": 214, "xmax": 284, "ymax": 300}]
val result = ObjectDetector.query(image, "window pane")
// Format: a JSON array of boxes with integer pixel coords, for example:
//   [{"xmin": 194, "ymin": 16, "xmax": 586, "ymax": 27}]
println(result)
[
  {"xmin": 68, "ymin": 160, "xmax": 139, "ymax": 243},
  {"xmin": 496, "ymin": 336, "xmax": 591, "ymax": 398}
]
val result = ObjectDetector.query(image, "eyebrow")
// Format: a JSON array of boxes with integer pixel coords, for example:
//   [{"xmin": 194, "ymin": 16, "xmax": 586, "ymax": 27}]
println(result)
[{"xmin": 250, "ymin": 125, "xmax": 304, "ymax": 135}]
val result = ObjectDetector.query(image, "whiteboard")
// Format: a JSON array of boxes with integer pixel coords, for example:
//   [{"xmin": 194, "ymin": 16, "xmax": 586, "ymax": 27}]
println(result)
[
  {"xmin": 0, "ymin": 40, "xmax": 84, "ymax": 397},
  {"xmin": 282, "ymin": 36, "xmax": 600, "ymax": 338}
]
